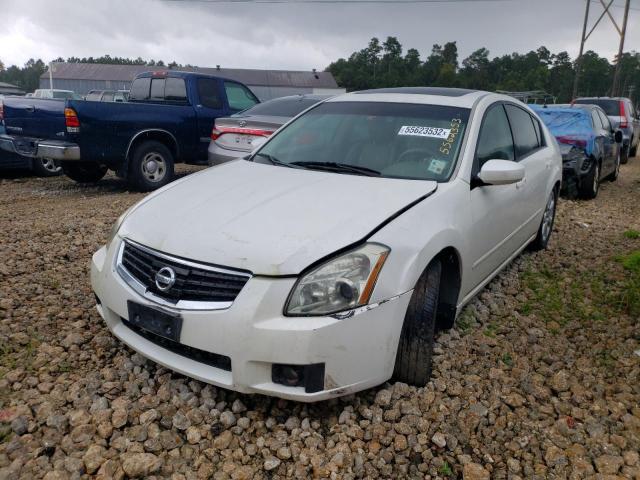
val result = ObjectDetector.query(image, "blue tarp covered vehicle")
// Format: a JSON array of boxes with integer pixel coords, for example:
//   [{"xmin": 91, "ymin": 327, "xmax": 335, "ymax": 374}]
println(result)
[
  {"xmin": 529, "ymin": 105, "xmax": 597, "ymax": 157},
  {"xmin": 530, "ymin": 104, "xmax": 622, "ymax": 199}
]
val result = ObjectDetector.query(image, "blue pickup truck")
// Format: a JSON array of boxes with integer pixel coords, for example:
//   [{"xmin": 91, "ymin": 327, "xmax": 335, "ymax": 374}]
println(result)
[{"xmin": 0, "ymin": 71, "xmax": 260, "ymax": 190}]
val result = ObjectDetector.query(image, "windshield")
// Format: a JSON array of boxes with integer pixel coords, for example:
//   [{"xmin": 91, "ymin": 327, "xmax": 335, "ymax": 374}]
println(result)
[
  {"xmin": 535, "ymin": 110, "xmax": 592, "ymax": 135},
  {"xmin": 254, "ymin": 101, "xmax": 470, "ymax": 181},
  {"xmin": 52, "ymin": 91, "xmax": 75, "ymax": 99}
]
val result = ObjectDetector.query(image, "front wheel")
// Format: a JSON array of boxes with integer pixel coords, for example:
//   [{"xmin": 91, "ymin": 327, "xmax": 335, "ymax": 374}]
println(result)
[
  {"xmin": 32, "ymin": 158, "xmax": 63, "ymax": 177},
  {"xmin": 129, "ymin": 140, "xmax": 175, "ymax": 192},
  {"xmin": 530, "ymin": 189, "xmax": 557, "ymax": 251},
  {"xmin": 393, "ymin": 259, "xmax": 441, "ymax": 386},
  {"xmin": 579, "ymin": 160, "xmax": 600, "ymax": 199},
  {"xmin": 61, "ymin": 162, "xmax": 108, "ymax": 183}
]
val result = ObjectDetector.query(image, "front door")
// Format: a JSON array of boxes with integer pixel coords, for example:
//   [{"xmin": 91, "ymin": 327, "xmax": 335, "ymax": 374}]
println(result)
[{"xmin": 468, "ymin": 103, "xmax": 524, "ymax": 290}]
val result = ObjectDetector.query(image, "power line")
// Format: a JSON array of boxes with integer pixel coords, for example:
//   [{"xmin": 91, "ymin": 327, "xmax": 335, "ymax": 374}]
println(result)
[{"xmin": 164, "ymin": 0, "xmax": 518, "ymax": 4}]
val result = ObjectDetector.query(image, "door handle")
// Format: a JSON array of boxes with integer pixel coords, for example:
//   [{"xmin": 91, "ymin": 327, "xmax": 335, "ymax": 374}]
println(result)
[{"xmin": 25, "ymin": 105, "xmax": 35, "ymax": 113}]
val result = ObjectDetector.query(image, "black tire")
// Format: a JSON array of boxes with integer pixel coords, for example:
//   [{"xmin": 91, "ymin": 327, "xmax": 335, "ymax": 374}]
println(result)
[
  {"xmin": 128, "ymin": 140, "xmax": 175, "ymax": 192},
  {"xmin": 31, "ymin": 158, "xmax": 63, "ymax": 177},
  {"xmin": 620, "ymin": 145, "xmax": 629, "ymax": 164},
  {"xmin": 607, "ymin": 151, "xmax": 621, "ymax": 182},
  {"xmin": 393, "ymin": 259, "xmax": 441, "ymax": 386},
  {"xmin": 62, "ymin": 162, "xmax": 108, "ymax": 183},
  {"xmin": 630, "ymin": 143, "xmax": 637, "ymax": 158},
  {"xmin": 530, "ymin": 188, "xmax": 557, "ymax": 251},
  {"xmin": 578, "ymin": 159, "xmax": 600, "ymax": 199}
]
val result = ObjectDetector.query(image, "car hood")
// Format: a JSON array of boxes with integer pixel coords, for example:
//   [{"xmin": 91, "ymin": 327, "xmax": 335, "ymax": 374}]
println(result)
[{"xmin": 120, "ymin": 161, "xmax": 437, "ymax": 275}]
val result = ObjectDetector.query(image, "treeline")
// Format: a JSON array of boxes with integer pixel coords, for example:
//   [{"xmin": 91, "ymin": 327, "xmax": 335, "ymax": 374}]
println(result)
[
  {"xmin": 0, "ymin": 56, "xmax": 193, "ymax": 93},
  {"xmin": 327, "ymin": 37, "xmax": 640, "ymax": 102},
  {"xmin": 2, "ymin": 42, "xmax": 639, "ymax": 102}
]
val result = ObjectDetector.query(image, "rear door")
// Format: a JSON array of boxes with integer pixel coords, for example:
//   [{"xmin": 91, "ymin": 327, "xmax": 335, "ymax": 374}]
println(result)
[
  {"xmin": 596, "ymin": 109, "xmax": 617, "ymax": 174},
  {"xmin": 504, "ymin": 104, "xmax": 550, "ymax": 242},
  {"xmin": 193, "ymin": 77, "xmax": 227, "ymax": 158}
]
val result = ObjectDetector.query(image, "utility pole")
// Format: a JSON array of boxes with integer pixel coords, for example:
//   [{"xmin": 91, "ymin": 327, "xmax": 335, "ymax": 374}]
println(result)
[
  {"xmin": 572, "ymin": 0, "xmax": 590, "ymax": 100},
  {"xmin": 611, "ymin": 0, "xmax": 631, "ymax": 97}
]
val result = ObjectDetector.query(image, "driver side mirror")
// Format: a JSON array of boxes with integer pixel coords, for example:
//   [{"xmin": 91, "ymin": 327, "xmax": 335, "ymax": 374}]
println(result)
[
  {"xmin": 614, "ymin": 130, "xmax": 623, "ymax": 144},
  {"xmin": 477, "ymin": 159, "xmax": 525, "ymax": 186}
]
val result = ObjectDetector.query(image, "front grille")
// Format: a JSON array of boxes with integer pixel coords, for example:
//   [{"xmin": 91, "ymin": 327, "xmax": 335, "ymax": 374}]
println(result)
[
  {"xmin": 119, "ymin": 240, "xmax": 250, "ymax": 305},
  {"xmin": 122, "ymin": 318, "xmax": 232, "ymax": 371}
]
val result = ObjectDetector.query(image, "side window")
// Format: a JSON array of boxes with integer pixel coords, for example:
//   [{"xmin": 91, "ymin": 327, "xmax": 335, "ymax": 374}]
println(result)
[
  {"xmin": 102, "ymin": 92, "xmax": 115, "ymax": 102},
  {"xmin": 598, "ymin": 110, "xmax": 611, "ymax": 131},
  {"xmin": 591, "ymin": 111, "xmax": 602, "ymax": 130},
  {"xmin": 165, "ymin": 78, "xmax": 187, "ymax": 102},
  {"xmin": 505, "ymin": 104, "xmax": 539, "ymax": 158},
  {"xmin": 224, "ymin": 81, "xmax": 259, "ymax": 111},
  {"xmin": 150, "ymin": 79, "xmax": 165, "ymax": 100},
  {"xmin": 197, "ymin": 78, "xmax": 222, "ymax": 109},
  {"xmin": 130, "ymin": 78, "xmax": 151, "ymax": 100},
  {"xmin": 531, "ymin": 115, "xmax": 544, "ymax": 146},
  {"xmin": 475, "ymin": 104, "xmax": 515, "ymax": 172}
]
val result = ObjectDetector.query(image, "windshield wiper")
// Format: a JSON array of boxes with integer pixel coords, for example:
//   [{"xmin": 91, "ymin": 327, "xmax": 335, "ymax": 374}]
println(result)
[
  {"xmin": 252, "ymin": 152, "xmax": 302, "ymax": 169},
  {"xmin": 290, "ymin": 161, "xmax": 380, "ymax": 176}
]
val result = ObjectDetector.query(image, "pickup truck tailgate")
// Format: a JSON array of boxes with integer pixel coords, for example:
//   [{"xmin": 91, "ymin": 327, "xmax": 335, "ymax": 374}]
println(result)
[{"xmin": 2, "ymin": 97, "xmax": 67, "ymax": 140}]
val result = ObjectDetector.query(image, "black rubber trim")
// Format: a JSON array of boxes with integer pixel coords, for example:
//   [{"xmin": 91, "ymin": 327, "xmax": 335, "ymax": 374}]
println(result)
[{"xmin": 121, "ymin": 318, "xmax": 231, "ymax": 371}]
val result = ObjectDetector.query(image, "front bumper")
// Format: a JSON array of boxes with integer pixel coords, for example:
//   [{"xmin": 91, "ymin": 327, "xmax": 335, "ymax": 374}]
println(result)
[
  {"xmin": 0, "ymin": 134, "xmax": 80, "ymax": 161},
  {"xmin": 91, "ymin": 239, "xmax": 412, "ymax": 402}
]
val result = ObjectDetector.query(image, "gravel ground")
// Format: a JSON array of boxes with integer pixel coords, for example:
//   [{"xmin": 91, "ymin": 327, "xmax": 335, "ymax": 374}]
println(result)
[{"xmin": 1, "ymin": 160, "xmax": 639, "ymax": 480}]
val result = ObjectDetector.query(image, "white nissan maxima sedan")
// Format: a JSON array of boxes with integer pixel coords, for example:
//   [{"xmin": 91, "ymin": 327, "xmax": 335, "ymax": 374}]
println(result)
[{"xmin": 91, "ymin": 87, "xmax": 561, "ymax": 402}]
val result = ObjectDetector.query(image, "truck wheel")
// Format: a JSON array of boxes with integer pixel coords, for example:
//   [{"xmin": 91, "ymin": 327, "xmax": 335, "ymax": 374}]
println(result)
[
  {"xmin": 129, "ymin": 141, "xmax": 174, "ymax": 191},
  {"xmin": 630, "ymin": 142, "xmax": 637, "ymax": 158},
  {"xmin": 32, "ymin": 158, "xmax": 62, "ymax": 177},
  {"xmin": 62, "ymin": 162, "xmax": 108, "ymax": 183},
  {"xmin": 393, "ymin": 259, "xmax": 441, "ymax": 386},
  {"xmin": 579, "ymin": 160, "xmax": 600, "ymax": 199}
]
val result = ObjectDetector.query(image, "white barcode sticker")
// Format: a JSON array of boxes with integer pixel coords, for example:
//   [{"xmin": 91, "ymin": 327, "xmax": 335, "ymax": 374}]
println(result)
[{"xmin": 398, "ymin": 125, "xmax": 451, "ymax": 139}]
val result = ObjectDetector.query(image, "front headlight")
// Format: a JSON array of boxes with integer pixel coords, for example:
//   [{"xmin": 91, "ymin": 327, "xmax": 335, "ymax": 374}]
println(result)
[
  {"xmin": 285, "ymin": 243, "xmax": 390, "ymax": 316},
  {"xmin": 106, "ymin": 208, "xmax": 131, "ymax": 247}
]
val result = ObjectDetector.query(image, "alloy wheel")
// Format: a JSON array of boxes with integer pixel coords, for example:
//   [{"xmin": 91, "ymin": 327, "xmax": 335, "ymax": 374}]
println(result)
[{"xmin": 541, "ymin": 192, "xmax": 556, "ymax": 243}]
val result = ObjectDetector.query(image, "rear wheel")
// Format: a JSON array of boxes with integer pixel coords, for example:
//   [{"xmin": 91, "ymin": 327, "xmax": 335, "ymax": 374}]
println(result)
[
  {"xmin": 31, "ymin": 157, "xmax": 62, "ymax": 177},
  {"xmin": 620, "ymin": 145, "xmax": 629, "ymax": 164},
  {"xmin": 393, "ymin": 259, "xmax": 441, "ymax": 386},
  {"xmin": 530, "ymin": 189, "xmax": 557, "ymax": 251},
  {"xmin": 129, "ymin": 140, "xmax": 174, "ymax": 191},
  {"xmin": 630, "ymin": 141, "xmax": 637, "ymax": 158},
  {"xmin": 62, "ymin": 162, "xmax": 108, "ymax": 183},
  {"xmin": 579, "ymin": 160, "xmax": 600, "ymax": 199}
]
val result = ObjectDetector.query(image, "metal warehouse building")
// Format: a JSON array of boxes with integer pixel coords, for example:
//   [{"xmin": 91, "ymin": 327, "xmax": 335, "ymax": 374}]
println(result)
[{"xmin": 40, "ymin": 63, "xmax": 344, "ymax": 101}]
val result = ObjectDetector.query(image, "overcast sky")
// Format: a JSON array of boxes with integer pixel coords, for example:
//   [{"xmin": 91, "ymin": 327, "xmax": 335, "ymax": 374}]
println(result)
[{"xmin": 1, "ymin": 0, "xmax": 638, "ymax": 71}]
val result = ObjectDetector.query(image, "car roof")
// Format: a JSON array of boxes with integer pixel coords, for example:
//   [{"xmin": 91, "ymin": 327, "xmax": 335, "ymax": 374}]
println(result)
[
  {"xmin": 327, "ymin": 87, "xmax": 491, "ymax": 108},
  {"xmin": 530, "ymin": 104, "xmax": 592, "ymax": 116}
]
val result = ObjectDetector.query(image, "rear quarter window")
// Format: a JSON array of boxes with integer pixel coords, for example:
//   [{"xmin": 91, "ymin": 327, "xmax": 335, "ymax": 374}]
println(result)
[
  {"xmin": 165, "ymin": 78, "xmax": 187, "ymax": 102},
  {"xmin": 505, "ymin": 104, "xmax": 540, "ymax": 158}
]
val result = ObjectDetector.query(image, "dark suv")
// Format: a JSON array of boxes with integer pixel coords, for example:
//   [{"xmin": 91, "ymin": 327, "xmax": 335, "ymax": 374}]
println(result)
[{"xmin": 574, "ymin": 97, "xmax": 640, "ymax": 163}]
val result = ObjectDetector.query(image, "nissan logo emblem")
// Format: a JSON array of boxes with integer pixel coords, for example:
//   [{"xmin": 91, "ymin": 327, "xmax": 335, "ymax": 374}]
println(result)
[{"xmin": 155, "ymin": 266, "xmax": 176, "ymax": 292}]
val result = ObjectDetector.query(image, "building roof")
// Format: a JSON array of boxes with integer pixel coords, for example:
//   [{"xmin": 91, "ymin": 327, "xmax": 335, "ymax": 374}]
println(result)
[
  {"xmin": 0, "ymin": 81, "xmax": 26, "ymax": 95},
  {"xmin": 41, "ymin": 63, "xmax": 339, "ymax": 89}
]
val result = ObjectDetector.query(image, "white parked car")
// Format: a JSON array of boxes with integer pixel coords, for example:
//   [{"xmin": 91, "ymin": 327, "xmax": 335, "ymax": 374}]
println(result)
[{"xmin": 91, "ymin": 87, "xmax": 562, "ymax": 402}]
